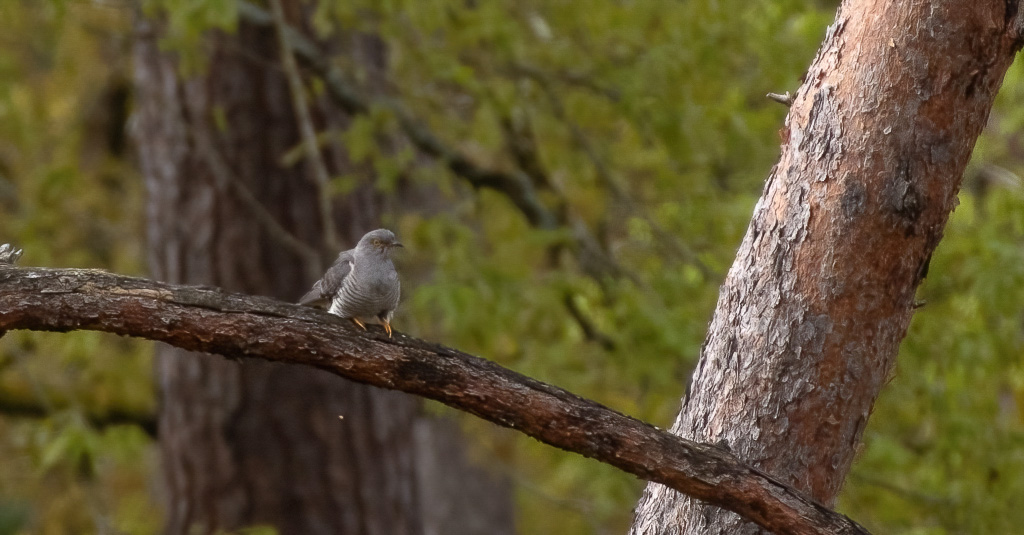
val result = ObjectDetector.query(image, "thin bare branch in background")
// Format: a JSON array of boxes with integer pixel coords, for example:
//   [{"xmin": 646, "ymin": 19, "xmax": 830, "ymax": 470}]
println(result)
[
  {"xmin": 237, "ymin": 1, "xmax": 623, "ymax": 281},
  {"xmin": 515, "ymin": 64, "xmax": 711, "ymax": 278},
  {"xmin": 191, "ymin": 125, "xmax": 324, "ymax": 280},
  {"xmin": 267, "ymin": 0, "xmax": 340, "ymax": 253}
]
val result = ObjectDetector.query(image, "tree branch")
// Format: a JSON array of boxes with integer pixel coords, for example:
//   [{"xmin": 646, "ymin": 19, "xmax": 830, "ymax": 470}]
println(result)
[
  {"xmin": 0, "ymin": 244, "xmax": 22, "ymax": 266},
  {"xmin": 766, "ymin": 91, "xmax": 794, "ymax": 107},
  {"xmin": 235, "ymin": 0, "xmax": 624, "ymax": 280},
  {"xmin": 237, "ymin": 1, "xmax": 556, "ymax": 229},
  {"xmin": 0, "ymin": 259, "xmax": 869, "ymax": 535},
  {"xmin": 267, "ymin": 0, "xmax": 341, "ymax": 252},
  {"xmin": 190, "ymin": 124, "xmax": 324, "ymax": 279},
  {"xmin": 516, "ymin": 64, "xmax": 711, "ymax": 278}
]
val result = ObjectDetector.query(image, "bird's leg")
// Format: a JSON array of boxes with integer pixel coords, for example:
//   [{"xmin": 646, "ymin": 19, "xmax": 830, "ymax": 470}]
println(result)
[
  {"xmin": 382, "ymin": 319, "xmax": 392, "ymax": 338},
  {"xmin": 351, "ymin": 317, "xmax": 368, "ymax": 331}
]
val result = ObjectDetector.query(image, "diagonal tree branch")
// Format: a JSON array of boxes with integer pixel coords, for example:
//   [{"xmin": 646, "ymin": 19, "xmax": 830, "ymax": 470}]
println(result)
[
  {"xmin": 235, "ymin": 1, "xmax": 555, "ymax": 229},
  {"xmin": 267, "ymin": 0, "xmax": 341, "ymax": 253},
  {"xmin": 0, "ymin": 258, "xmax": 868, "ymax": 535},
  {"xmin": 514, "ymin": 63, "xmax": 712, "ymax": 278},
  {"xmin": 235, "ymin": 0, "xmax": 623, "ymax": 279},
  {"xmin": 191, "ymin": 124, "xmax": 324, "ymax": 279}
]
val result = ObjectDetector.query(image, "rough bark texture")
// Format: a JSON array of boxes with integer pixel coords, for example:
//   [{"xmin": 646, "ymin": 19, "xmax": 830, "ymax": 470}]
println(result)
[
  {"xmin": 131, "ymin": 5, "xmax": 511, "ymax": 535},
  {"xmin": 0, "ymin": 265, "xmax": 870, "ymax": 535},
  {"xmin": 631, "ymin": 1, "xmax": 1024, "ymax": 534}
]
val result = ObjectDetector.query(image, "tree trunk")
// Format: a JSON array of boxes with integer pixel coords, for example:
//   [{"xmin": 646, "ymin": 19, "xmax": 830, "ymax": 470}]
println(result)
[
  {"xmin": 131, "ymin": 7, "xmax": 512, "ymax": 535},
  {"xmin": 631, "ymin": 1, "xmax": 1024, "ymax": 533}
]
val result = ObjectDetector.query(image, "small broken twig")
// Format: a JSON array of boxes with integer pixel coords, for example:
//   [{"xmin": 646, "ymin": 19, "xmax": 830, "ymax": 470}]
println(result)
[
  {"xmin": 767, "ymin": 91, "xmax": 794, "ymax": 107},
  {"xmin": 0, "ymin": 244, "xmax": 23, "ymax": 266}
]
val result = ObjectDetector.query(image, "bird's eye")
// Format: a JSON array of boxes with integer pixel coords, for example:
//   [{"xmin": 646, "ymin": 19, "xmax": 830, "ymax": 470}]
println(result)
[{"xmin": 373, "ymin": 239, "xmax": 381, "ymax": 246}]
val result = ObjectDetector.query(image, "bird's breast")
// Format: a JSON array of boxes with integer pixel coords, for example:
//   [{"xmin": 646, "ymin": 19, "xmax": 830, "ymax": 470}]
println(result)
[{"xmin": 330, "ymin": 262, "xmax": 399, "ymax": 318}]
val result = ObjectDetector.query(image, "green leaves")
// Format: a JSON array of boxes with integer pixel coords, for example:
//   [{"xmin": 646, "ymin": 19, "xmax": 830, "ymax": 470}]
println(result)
[
  {"xmin": 142, "ymin": 0, "xmax": 238, "ymax": 72},
  {"xmin": 0, "ymin": 2, "xmax": 154, "ymax": 532},
  {"xmin": 842, "ymin": 184, "xmax": 1024, "ymax": 532},
  {"xmin": 7, "ymin": 0, "xmax": 1024, "ymax": 532},
  {"xmin": 316, "ymin": 0, "xmax": 830, "ymax": 529}
]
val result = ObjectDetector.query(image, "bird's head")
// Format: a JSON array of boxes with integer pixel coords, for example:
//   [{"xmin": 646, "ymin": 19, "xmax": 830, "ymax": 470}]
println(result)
[{"xmin": 357, "ymin": 228, "xmax": 403, "ymax": 256}]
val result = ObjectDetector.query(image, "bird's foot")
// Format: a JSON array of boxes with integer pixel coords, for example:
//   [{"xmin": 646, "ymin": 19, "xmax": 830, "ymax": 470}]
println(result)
[{"xmin": 351, "ymin": 317, "xmax": 368, "ymax": 331}]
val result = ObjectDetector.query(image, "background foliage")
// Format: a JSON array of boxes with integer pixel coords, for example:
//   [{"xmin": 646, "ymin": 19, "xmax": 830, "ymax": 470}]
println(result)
[{"xmin": 0, "ymin": 0, "xmax": 1021, "ymax": 533}]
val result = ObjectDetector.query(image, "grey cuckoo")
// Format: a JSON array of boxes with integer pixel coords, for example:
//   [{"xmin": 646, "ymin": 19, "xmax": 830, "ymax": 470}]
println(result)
[{"xmin": 299, "ymin": 229, "xmax": 403, "ymax": 337}]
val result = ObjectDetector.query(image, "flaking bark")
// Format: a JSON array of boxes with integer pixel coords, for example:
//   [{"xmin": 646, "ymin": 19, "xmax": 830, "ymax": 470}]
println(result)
[{"xmin": 631, "ymin": 1, "xmax": 1024, "ymax": 533}]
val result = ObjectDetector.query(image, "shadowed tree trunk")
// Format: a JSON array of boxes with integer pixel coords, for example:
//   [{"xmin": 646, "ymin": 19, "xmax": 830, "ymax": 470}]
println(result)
[
  {"xmin": 131, "ymin": 5, "xmax": 512, "ymax": 535},
  {"xmin": 630, "ymin": 1, "xmax": 1024, "ymax": 533}
]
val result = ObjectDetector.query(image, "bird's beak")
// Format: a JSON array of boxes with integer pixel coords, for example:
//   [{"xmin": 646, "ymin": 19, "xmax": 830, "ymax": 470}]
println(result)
[{"xmin": 392, "ymin": 242, "xmax": 404, "ymax": 249}]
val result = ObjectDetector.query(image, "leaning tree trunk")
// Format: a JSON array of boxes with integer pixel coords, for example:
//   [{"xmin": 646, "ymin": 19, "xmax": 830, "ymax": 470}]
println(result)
[
  {"xmin": 131, "ymin": 6, "xmax": 512, "ymax": 535},
  {"xmin": 631, "ymin": 1, "xmax": 1024, "ymax": 533}
]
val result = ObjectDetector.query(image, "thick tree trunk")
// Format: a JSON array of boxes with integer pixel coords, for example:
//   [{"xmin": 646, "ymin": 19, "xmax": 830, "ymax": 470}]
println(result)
[
  {"xmin": 631, "ymin": 1, "xmax": 1024, "ymax": 533},
  {"xmin": 131, "ymin": 7, "xmax": 512, "ymax": 535}
]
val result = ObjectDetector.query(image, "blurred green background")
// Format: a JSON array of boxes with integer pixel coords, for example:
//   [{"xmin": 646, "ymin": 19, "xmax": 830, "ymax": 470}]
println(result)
[{"xmin": 0, "ymin": 0, "xmax": 1022, "ymax": 533}]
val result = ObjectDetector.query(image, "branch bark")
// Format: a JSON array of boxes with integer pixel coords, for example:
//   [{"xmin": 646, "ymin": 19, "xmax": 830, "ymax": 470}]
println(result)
[{"xmin": 0, "ymin": 263, "xmax": 867, "ymax": 535}]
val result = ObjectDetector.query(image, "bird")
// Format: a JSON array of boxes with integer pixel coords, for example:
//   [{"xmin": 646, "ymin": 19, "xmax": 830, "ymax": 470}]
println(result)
[{"xmin": 299, "ymin": 229, "xmax": 403, "ymax": 337}]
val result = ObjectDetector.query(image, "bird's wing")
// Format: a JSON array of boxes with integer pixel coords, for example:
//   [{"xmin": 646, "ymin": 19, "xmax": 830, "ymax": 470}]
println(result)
[{"xmin": 298, "ymin": 250, "xmax": 354, "ymax": 306}]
